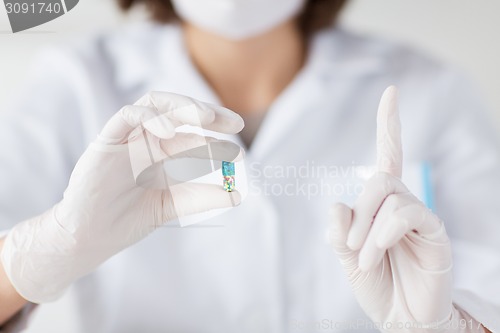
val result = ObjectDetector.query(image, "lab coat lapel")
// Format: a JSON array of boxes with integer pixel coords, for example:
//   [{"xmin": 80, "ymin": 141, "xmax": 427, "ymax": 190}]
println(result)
[
  {"xmin": 125, "ymin": 24, "xmax": 386, "ymax": 162},
  {"xmin": 153, "ymin": 27, "xmax": 222, "ymax": 105},
  {"xmin": 249, "ymin": 28, "xmax": 386, "ymax": 161},
  {"xmin": 248, "ymin": 61, "xmax": 326, "ymax": 160},
  {"xmin": 146, "ymin": 26, "xmax": 248, "ymax": 149}
]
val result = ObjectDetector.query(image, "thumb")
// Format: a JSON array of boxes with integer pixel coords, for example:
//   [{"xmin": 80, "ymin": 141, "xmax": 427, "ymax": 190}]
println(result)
[
  {"xmin": 377, "ymin": 85, "xmax": 403, "ymax": 178},
  {"xmin": 165, "ymin": 183, "xmax": 242, "ymax": 220},
  {"xmin": 328, "ymin": 203, "xmax": 357, "ymax": 262}
]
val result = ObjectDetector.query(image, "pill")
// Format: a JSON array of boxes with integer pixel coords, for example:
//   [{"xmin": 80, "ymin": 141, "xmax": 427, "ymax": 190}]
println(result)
[{"xmin": 222, "ymin": 161, "xmax": 235, "ymax": 192}]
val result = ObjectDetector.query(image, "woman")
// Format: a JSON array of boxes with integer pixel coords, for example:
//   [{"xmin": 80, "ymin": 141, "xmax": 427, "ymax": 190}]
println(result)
[{"xmin": 1, "ymin": 0, "xmax": 499, "ymax": 331}]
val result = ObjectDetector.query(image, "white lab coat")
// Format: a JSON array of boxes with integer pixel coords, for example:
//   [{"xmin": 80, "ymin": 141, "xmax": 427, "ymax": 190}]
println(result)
[{"xmin": 1, "ymin": 23, "xmax": 499, "ymax": 332}]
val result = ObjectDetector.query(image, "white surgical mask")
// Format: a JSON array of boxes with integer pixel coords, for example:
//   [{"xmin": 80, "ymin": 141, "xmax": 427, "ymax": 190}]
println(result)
[{"xmin": 171, "ymin": 0, "xmax": 306, "ymax": 40}]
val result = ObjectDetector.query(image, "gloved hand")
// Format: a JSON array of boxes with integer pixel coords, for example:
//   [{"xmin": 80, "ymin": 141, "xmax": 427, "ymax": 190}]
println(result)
[
  {"xmin": 1, "ymin": 92, "xmax": 244, "ymax": 304},
  {"xmin": 328, "ymin": 86, "xmax": 486, "ymax": 332}
]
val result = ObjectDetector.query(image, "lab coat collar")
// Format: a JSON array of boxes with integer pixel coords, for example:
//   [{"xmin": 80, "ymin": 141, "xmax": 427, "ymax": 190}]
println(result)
[
  {"xmin": 111, "ymin": 23, "xmax": 388, "ymax": 96},
  {"xmin": 109, "ymin": 23, "xmax": 169, "ymax": 91},
  {"xmin": 110, "ymin": 23, "xmax": 220, "ymax": 104},
  {"xmin": 309, "ymin": 26, "xmax": 388, "ymax": 77},
  {"xmin": 111, "ymin": 23, "xmax": 388, "ymax": 158},
  {"xmin": 249, "ymin": 26, "xmax": 388, "ymax": 159}
]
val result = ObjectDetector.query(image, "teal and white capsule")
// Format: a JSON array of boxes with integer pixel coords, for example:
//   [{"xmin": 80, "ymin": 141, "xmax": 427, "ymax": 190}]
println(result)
[{"xmin": 222, "ymin": 161, "xmax": 235, "ymax": 192}]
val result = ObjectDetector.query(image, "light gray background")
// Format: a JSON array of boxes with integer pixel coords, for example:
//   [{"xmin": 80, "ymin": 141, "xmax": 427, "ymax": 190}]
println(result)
[{"xmin": 1, "ymin": 0, "xmax": 499, "ymax": 128}]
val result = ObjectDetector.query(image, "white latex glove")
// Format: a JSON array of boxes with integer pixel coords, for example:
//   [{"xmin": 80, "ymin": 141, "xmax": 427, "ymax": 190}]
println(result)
[
  {"xmin": 1, "ymin": 92, "xmax": 244, "ymax": 303},
  {"xmin": 328, "ymin": 86, "xmax": 486, "ymax": 332}
]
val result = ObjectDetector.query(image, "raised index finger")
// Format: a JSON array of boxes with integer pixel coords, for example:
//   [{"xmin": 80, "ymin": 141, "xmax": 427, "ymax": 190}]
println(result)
[
  {"xmin": 345, "ymin": 86, "xmax": 404, "ymax": 250},
  {"xmin": 376, "ymin": 86, "xmax": 402, "ymax": 178}
]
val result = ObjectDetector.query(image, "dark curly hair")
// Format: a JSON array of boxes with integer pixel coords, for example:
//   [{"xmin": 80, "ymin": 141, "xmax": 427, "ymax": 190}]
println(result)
[{"xmin": 117, "ymin": 0, "xmax": 348, "ymax": 37}]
